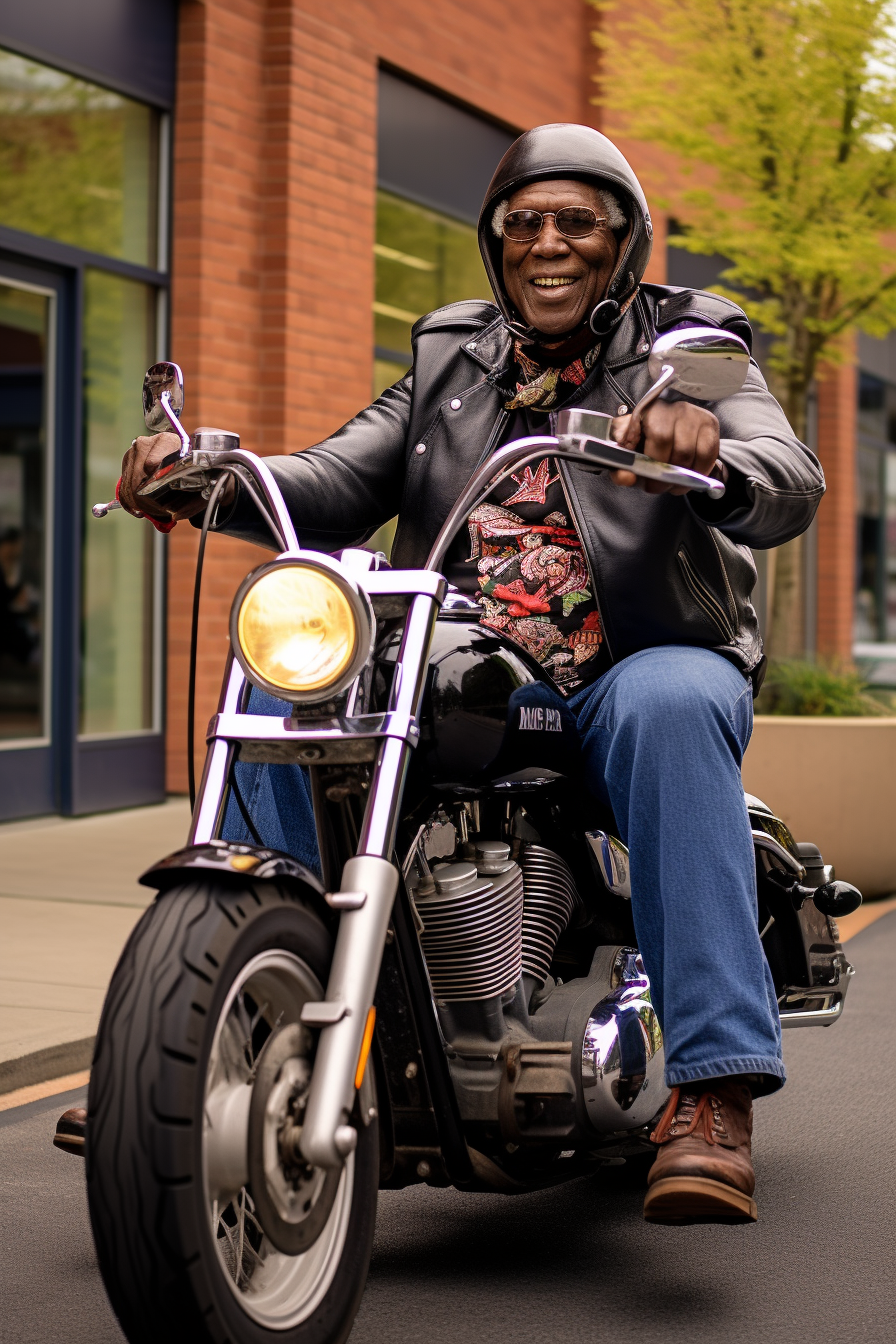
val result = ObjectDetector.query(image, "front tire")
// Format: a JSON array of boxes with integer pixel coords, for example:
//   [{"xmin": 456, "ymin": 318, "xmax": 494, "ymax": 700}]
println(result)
[{"xmin": 86, "ymin": 878, "xmax": 378, "ymax": 1344}]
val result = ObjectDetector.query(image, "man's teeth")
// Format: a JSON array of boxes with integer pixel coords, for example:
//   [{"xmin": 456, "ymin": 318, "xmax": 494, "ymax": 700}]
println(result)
[{"xmin": 532, "ymin": 277, "xmax": 576, "ymax": 287}]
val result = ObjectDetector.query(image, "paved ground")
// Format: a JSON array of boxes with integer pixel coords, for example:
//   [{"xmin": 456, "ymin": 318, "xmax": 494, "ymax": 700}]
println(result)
[
  {"xmin": 2, "ymin": 912, "xmax": 893, "ymax": 1344},
  {"xmin": 0, "ymin": 799, "xmax": 190, "ymax": 1078}
]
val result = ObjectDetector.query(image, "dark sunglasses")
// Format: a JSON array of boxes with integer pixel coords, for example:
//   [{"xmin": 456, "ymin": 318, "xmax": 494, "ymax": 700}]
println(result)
[{"xmin": 502, "ymin": 207, "xmax": 607, "ymax": 243}]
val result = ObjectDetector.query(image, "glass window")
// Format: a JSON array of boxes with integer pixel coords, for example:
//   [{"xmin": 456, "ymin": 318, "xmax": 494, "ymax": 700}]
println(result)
[
  {"xmin": 0, "ymin": 50, "xmax": 159, "ymax": 267},
  {"xmin": 856, "ymin": 445, "xmax": 885, "ymax": 642},
  {"xmin": 373, "ymin": 190, "xmax": 491, "ymax": 397},
  {"xmin": 0, "ymin": 281, "xmax": 50, "ymax": 742},
  {"xmin": 80, "ymin": 270, "xmax": 156, "ymax": 736}
]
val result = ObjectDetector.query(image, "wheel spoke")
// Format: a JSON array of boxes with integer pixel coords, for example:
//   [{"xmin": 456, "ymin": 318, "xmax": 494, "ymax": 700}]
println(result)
[{"xmin": 201, "ymin": 948, "xmax": 356, "ymax": 1326}]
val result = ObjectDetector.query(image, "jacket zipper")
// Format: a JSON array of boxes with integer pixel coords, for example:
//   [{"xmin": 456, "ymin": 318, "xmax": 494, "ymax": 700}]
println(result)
[
  {"xmin": 677, "ymin": 546, "xmax": 737, "ymax": 642},
  {"xmin": 557, "ymin": 461, "xmax": 615, "ymax": 665},
  {"xmin": 474, "ymin": 409, "xmax": 510, "ymax": 470},
  {"xmin": 707, "ymin": 529, "xmax": 738, "ymax": 628}
]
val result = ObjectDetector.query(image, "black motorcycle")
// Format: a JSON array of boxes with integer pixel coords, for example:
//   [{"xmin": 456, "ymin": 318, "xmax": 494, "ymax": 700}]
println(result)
[{"xmin": 86, "ymin": 330, "xmax": 860, "ymax": 1344}]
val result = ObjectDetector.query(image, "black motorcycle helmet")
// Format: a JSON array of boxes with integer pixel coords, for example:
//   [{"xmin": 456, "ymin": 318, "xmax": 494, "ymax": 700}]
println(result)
[{"xmin": 478, "ymin": 123, "xmax": 653, "ymax": 338}]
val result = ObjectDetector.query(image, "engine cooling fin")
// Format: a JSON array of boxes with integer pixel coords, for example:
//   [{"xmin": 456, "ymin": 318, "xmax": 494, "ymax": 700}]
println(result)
[
  {"xmin": 415, "ymin": 854, "xmax": 524, "ymax": 1002},
  {"xmin": 519, "ymin": 844, "xmax": 583, "ymax": 985}
]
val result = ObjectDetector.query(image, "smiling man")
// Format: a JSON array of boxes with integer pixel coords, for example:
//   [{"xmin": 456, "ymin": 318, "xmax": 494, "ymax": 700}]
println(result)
[{"xmin": 95, "ymin": 124, "xmax": 824, "ymax": 1225}]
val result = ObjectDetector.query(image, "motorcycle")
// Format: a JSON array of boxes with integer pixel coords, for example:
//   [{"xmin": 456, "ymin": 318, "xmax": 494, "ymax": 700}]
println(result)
[{"xmin": 86, "ymin": 329, "xmax": 861, "ymax": 1344}]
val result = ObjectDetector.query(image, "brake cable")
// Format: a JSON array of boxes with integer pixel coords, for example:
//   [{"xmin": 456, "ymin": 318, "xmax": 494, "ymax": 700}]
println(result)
[{"xmin": 187, "ymin": 466, "xmax": 288, "ymax": 807}]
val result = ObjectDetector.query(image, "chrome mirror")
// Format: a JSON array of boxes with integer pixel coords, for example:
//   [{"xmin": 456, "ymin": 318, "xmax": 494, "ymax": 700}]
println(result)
[
  {"xmin": 633, "ymin": 326, "xmax": 750, "ymax": 420},
  {"xmin": 143, "ymin": 361, "xmax": 190, "ymax": 455}
]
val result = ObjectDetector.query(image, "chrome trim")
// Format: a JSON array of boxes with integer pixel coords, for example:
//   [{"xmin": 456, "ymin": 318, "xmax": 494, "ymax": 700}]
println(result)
[
  {"xmin": 744, "ymin": 792, "xmax": 774, "ymax": 814},
  {"xmin": 229, "ymin": 552, "xmax": 375, "ymax": 705},
  {"xmin": 358, "ymin": 590, "xmax": 442, "ymax": 858},
  {"xmin": 646, "ymin": 326, "xmax": 751, "ymax": 401},
  {"xmin": 778, "ymin": 959, "xmax": 854, "ymax": 1028},
  {"xmin": 751, "ymin": 829, "xmax": 806, "ymax": 879},
  {"xmin": 209, "ymin": 710, "xmax": 419, "ymax": 765},
  {"xmin": 299, "ymin": 854, "xmax": 399, "ymax": 1168},
  {"xmin": 580, "ymin": 949, "xmax": 668, "ymax": 1130},
  {"xmin": 301, "ymin": 1002, "xmax": 349, "ymax": 1026},
  {"xmin": 325, "ymin": 891, "xmax": 367, "ymax": 910},
  {"xmin": 427, "ymin": 436, "xmax": 557, "ymax": 571},
  {"xmin": 189, "ymin": 655, "xmax": 246, "ymax": 845},
  {"xmin": 779, "ymin": 993, "xmax": 846, "ymax": 1028},
  {"xmin": 585, "ymin": 830, "xmax": 632, "ymax": 899},
  {"xmin": 426, "ymin": 433, "xmax": 724, "ymax": 572},
  {"xmin": 192, "ymin": 427, "xmax": 240, "ymax": 459},
  {"xmin": 628, "ymin": 361, "xmax": 676, "ymax": 420},
  {"xmin": 211, "ymin": 449, "xmax": 301, "ymax": 551}
]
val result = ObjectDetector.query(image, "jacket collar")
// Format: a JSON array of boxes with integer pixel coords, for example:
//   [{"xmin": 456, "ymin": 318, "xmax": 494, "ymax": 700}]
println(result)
[
  {"xmin": 460, "ymin": 316, "xmax": 513, "ymax": 374},
  {"xmin": 462, "ymin": 291, "xmax": 656, "ymax": 382}
]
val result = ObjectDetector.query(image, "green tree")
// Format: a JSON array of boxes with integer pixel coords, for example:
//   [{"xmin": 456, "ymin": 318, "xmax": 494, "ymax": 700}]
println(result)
[{"xmin": 591, "ymin": 0, "xmax": 896, "ymax": 655}]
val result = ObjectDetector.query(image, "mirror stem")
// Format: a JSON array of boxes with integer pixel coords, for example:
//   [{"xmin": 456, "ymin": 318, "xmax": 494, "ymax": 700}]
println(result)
[
  {"xmin": 160, "ymin": 390, "xmax": 192, "ymax": 458},
  {"xmin": 630, "ymin": 363, "xmax": 676, "ymax": 424}
]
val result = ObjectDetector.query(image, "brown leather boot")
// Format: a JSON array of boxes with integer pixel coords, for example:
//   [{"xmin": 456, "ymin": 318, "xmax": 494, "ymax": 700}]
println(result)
[
  {"xmin": 52, "ymin": 1106, "xmax": 86, "ymax": 1156},
  {"xmin": 642, "ymin": 1079, "xmax": 757, "ymax": 1223}
]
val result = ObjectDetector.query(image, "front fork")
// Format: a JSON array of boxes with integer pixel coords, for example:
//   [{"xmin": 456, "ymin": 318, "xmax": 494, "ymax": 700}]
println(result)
[{"xmin": 189, "ymin": 588, "xmax": 441, "ymax": 1169}]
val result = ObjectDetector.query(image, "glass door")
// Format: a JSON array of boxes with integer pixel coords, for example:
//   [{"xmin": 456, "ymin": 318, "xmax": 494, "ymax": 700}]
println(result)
[{"xmin": 0, "ymin": 271, "xmax": 55, "ymax": 815}]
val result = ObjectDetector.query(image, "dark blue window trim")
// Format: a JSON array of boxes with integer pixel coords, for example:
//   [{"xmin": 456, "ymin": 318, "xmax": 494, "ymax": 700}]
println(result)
[
  {"xmin": 0, "ymin": 0, "xmax": 177, "ymax": 109},
  {"xmin": 377, "ymin": 69, "xmax": 515, "ymax": 227}
]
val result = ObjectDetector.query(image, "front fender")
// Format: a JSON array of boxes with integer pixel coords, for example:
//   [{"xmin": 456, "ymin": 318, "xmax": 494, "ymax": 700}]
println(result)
[{"xmin": 140, "ymin": 840, "xmax": 325, "ymax": 900}]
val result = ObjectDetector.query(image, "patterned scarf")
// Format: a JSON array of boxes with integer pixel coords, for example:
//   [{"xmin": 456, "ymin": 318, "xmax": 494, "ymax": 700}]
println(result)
[
  {"xmin": 504, "ymin": 287, "xmax": 640, "ymax": 411},
  {"xmin": 505, "ymin": 339, "xmax": 602, "ymax": 411}
]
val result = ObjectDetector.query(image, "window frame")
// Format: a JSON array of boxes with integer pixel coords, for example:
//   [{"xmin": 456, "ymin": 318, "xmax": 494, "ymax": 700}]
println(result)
[{"xmin": 0, "ymin": 77, "xmax": 170, "ymax": 812}]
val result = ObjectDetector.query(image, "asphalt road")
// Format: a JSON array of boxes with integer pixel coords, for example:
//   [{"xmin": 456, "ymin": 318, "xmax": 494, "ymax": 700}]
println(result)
[{"xmin": 2, "ymin": 915, "xmax": 894, "ymax": 1344}]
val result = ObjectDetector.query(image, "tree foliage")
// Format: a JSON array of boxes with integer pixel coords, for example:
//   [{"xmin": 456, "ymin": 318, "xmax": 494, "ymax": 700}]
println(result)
[{"xmin": 591, "ymin": 0, "xmax": 896, "ymax": 438}]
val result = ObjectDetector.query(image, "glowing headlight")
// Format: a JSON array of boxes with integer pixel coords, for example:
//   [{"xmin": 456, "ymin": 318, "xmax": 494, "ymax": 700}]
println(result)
[{"xmin": 231, "ymin": 557, "xmax": 372, "ymax": 701}]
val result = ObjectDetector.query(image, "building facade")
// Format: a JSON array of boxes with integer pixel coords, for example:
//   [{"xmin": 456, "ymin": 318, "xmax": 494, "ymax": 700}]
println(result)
[{"xmin": 0, "ymin": 0, "xmax": 876, "ymax": 819}]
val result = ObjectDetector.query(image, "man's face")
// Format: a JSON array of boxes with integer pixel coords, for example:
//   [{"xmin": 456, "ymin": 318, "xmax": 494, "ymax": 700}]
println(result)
[{"xmin": 501, "ymin": 179, "xmax": 621, "ymax": 338}]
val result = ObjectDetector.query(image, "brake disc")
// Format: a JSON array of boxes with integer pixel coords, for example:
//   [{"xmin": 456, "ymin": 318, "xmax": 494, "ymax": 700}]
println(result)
[{"xmin": 247, "ymin": 1023, "xmax": 343, "ymax": 1255}]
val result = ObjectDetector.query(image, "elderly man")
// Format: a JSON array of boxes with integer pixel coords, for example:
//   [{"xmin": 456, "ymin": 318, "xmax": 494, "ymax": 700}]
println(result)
[{"xmin": 68, "ymin": 124, "xmax": 823, "ymax": 1224}]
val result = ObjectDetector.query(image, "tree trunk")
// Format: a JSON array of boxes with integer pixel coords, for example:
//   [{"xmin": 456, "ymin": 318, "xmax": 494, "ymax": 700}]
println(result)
[{"xmin": 765, "ymin": 371, "xmax": 810, "ymax": 660}]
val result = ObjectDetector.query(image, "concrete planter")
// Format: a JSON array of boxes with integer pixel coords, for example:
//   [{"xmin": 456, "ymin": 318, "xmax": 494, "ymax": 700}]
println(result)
[{"xmin": 742, "ymin": 717, "xmax": 896, "ymax": 898}]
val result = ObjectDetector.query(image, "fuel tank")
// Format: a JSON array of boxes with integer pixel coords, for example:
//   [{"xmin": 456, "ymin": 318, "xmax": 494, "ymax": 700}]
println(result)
[{"xmin": 399, "ymin": 616, "xmax": 582, "ymax": 791}]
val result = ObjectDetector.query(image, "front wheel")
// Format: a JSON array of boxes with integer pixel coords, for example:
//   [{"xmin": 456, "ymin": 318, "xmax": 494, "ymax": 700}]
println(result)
[{"xmin": 86, "ymin": 878, "xmax": 379, "ymax": 1344}]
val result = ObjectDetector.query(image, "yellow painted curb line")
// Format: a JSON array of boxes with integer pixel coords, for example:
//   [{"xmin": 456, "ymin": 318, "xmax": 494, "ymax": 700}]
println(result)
[{"xmin": 0, "ymin": 1070, "xmax": 90, "ymax": 1113}]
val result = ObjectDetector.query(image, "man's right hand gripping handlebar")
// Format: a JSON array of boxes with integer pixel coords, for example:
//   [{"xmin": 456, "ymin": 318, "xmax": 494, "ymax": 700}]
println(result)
[{"xmin": 117, "ymin": 432, "xmax": 235, "ymax": 527}]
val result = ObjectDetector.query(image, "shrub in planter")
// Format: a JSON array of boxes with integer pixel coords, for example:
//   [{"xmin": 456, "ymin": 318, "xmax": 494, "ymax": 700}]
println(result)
[{"xmin": 754, "ymin": 659, "xmax": 895, "ymax": 717}]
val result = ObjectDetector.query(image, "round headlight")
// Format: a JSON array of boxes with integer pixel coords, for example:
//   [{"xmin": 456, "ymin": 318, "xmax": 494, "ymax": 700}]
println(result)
[{"xmin": 231, "ymin": 558, "xmax": 372, "ymax": 701}]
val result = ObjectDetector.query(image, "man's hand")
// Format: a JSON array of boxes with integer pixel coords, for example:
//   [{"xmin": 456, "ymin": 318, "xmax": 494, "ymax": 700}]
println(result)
[
  {"xmin": 119, "ymin": 432, "xmax": 233, "ymax": 523},
  {"xmin": 609, "ymin": 400, "xmax": 721, "ymax": 496}
]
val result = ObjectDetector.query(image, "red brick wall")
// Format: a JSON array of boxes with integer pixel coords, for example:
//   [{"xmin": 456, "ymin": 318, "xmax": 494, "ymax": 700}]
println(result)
[
  {"xmin": 814, "ymin": 355, "xmax": 857, "ymax": 660},
  {"xmin": 165, "ymin": 0, "xmax": 664, "ymax": 790}
]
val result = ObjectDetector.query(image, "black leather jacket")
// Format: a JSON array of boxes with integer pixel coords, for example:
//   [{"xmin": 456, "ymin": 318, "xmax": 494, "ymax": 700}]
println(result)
[{"xmin": 217, "ymin": 283, "xmax": 824, "ymax": 682}]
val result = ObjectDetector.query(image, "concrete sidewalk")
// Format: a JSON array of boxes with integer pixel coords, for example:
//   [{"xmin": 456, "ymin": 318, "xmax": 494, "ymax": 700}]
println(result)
[{"xmin": 0, "ymin": 798, "xmax": 191, "ymax": 1090}]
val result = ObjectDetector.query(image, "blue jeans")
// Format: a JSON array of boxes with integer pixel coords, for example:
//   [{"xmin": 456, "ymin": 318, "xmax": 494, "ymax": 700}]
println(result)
[
  {"xmin": 225, "ymin": 649, "xmax": 785, "ymax": 1092},
  {"xmin": 570, "ymin": 645, "xmax": 784, "ymax": 1092},
  {"xmin": 223, "ymin": 689, "xmax": 321, "ymax": 875}
]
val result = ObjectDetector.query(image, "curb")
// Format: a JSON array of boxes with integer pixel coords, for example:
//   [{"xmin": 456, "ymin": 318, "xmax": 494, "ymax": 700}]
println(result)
[{"xmin": 0, "ymin": 1038, "xmax": 95, "ymax": 1096}]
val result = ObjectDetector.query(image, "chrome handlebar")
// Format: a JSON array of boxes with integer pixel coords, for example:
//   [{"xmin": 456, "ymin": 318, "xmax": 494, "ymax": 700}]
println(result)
[
  {"xmin": 93, "ymin": 424, "xmax": 725, "ymax": 555},
  {"xmin": 425, "ymin": 429, "xmax": 725, "ymax": 572}
]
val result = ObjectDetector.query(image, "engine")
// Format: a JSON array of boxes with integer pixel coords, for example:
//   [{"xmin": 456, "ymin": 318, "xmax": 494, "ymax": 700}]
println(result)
[{"xmin": 408, "ymin": 835, "xmax": 668, "ymax": 1151}]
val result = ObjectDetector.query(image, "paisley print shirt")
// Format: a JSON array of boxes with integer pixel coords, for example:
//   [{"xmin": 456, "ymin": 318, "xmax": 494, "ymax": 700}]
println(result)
[{"xmin": 446, "ymin": 454, "xmax": 608, "ymax": 695}]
